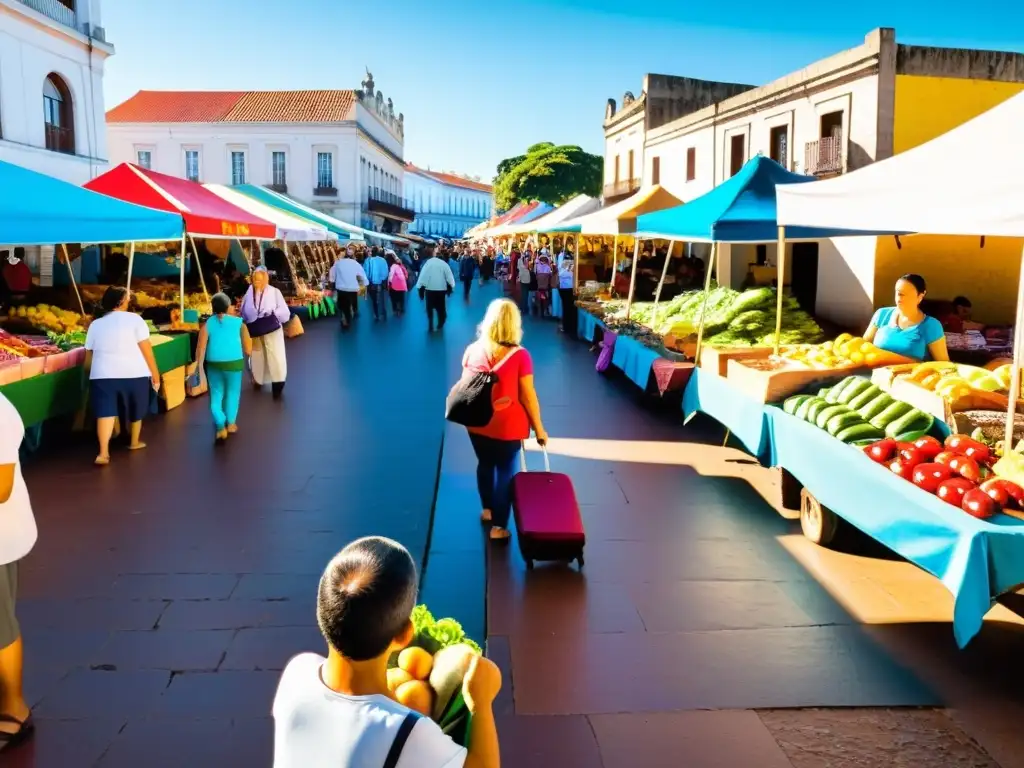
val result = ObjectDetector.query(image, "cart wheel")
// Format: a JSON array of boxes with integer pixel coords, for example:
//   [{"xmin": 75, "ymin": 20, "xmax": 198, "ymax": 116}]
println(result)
[
  {"xmin": 525, "ymin": 559, "xmax": 534, "ymax": 570},
  {"xmin": 800, "ymin": 488, "xmax": 839, "ymax": 546}
]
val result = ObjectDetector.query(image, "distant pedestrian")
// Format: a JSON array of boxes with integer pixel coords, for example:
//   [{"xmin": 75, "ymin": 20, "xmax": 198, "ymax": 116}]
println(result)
[
  {"xmin": 415, "ymin": 245, "xmax": 455, "ymax": 332},
  {"xmin": 189, "ymin": 293, "xmax": 252, "ymax": 443},
  {"xmin": 558, "ymin": 256, "xmax": 577, "ymax": 336},
  {"xmin": 387, "ymin": 251, "xmax": 408, "ymax": 315},
  {"xmin": 535, "ymin": 252, "xmax": 553, "ymax": 317},
  {"xmin": 241, "ymin": 266, "xmax": 291, "ymax": 399},
  {"xmin": 0, "ymin": 392, "xmax": 37, "ymax": 755},
  {"xmin": 517, "ymin": 254, "xmax": 532, "ymax": 315},
  {"xmin": 363, "ymin": 246, "xmax": 390, "ymax": 321},
  {"xmin": 328, "ymin": 250, "xmax": 367, "ymax": 330},
  {"xmin": 459, "ymin": 252, "xmax": 477, "ymax": 300}
]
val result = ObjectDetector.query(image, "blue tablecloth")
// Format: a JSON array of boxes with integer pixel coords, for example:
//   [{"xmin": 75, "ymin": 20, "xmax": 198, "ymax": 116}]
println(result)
[
  {"xmin": 611, "ymin": 335, "xmax": 660, "ymax": 390},
  {"xmin": 681, "ymin": 368, "xmax": 771, "ymax": 460},
  {"xmin": 765, "ymin": 405, "xmax": 1024, "ymax": 647},
  {"xmin": 577, "ymin": 310, "xmax": 605, "ymax": 342}
]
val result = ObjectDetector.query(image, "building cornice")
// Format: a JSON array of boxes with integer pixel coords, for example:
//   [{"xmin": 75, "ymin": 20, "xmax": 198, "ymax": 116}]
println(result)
[
  {"xmin": 603, "ymin": 92, "xmax": 646, "ymax": 129},
  {"xmin": 0, "ymin": 0, "xmax": 114, "ymax": 55}
]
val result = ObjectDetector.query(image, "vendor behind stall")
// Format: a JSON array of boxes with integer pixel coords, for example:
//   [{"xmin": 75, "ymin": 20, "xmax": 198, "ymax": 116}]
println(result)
[
  {"xmin": 864, "ymin": 273, "xmax": 949, "ymax": 362},
  {"xmin": 937, "ymin": 296, "xmax": 985, "ymax": 333}
]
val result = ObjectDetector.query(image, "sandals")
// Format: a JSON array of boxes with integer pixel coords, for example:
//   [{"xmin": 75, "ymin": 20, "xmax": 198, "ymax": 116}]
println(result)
[
  {"xmin": 489, "ymin": 527, "xmax": 511, "ymax": 542},
  {"xmin": 480, "ymin": 510, "xmax": 492, "ymax": 523},
  {"xmin": 0, "ymin": 713, "xmax": 35, "ymax": 753}
]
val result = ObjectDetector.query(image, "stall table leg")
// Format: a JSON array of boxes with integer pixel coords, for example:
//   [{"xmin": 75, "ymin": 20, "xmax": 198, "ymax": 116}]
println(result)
[{"xmin": 777, "ymin": 466, "xmax": 803, "ymax": 512}]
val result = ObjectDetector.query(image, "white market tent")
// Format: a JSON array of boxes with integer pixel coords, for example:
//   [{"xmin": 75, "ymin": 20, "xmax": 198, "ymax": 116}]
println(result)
[
  {"xmin": 204, "ymin": 184, "xmax": 334, "ymax": 242},
  {"xmin": 554, "ymin": 185, "xmax": 683, "ymax": 235},
  {"xmin": 502, "ymin": 194, "xmax": 601, "ymax": 235},
  {"xmin": 776, "ymin": 90, "xmax": 1024, "ymax": 446}
]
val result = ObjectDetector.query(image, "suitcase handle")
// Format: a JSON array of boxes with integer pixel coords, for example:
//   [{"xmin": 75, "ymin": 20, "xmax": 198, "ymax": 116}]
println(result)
[{"xmin": 519, "ymin": 442, "xmax": 551, "ymax": 473}]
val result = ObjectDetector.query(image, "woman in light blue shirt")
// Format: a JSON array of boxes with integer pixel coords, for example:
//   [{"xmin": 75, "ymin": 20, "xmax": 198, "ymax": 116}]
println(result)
[
  {"xmin": 864, "ymin": 273, "xmax": 948, "ymax": 362},
  {"xmin": 190, "ymin": 293, "xmax": 252, "ymax": 443}
]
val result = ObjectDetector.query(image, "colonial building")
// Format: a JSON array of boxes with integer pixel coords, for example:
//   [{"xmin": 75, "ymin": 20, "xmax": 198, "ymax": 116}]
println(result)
[
  {"xmin": 404, "ymin": 164, "xmax": 492, "ymax": 239},
  {"xmin": 605, "ymin": 28, "xmax": 1024, "ymax": 329},
  {"xmin": 0, "ymin": 0, "xmax": 113, "ymax": 184},
  {"xmin": 105, "ymin": 71, "xmax": 415, "ymax": 232}
]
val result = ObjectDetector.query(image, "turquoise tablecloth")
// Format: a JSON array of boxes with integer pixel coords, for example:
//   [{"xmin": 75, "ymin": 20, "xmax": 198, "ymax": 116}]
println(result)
[
  {"xmin": 681, "ymin": 368, "xmax": 772, "ymax": 460},
  {"xmin": 611, "ymin": 335, "xmax": 661, "ymax": 390},
  {"xmin": 577, "ymin": 310, "xmax": 605, "ymax": 342},
  {"xmin": 764, "ymin": 405, "xmax": 1024, "ymax": 647}
]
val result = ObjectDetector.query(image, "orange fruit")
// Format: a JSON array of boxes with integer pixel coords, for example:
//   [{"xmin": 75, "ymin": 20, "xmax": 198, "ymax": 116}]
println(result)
[
  {"xmin": 397, "ymin": 646, "xmax": 433, "ymax": 680},
  {"xmin": 395, "ymin": 679, "xmax": 433, "ymax": 717},
  {"xmin": 387, "ymin": 667, "xmax": 413, "ymax": 693}
]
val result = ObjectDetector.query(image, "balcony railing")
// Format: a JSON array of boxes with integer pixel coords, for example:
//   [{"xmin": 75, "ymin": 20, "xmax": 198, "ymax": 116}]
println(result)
[
  {"xmin": 15, "ymin": 0, "xmax": 77, "ymax": 30},
  {"xmin": 804, "ymin": 133, "xmax": 845, "ymax": 176},
  {"xmin": 313, "ymin": 186, "xmax": 337, "ymax": 197},
  {"xmin": 267, "ymin": 183, "xmax": 288, "ymax": 194},
  {"xmin": 603, "ymin": 178, "xmax": 641, "ymax": 202},
  {"xmin": 44, "ymin": 124, "xmax": 74, "ymax": 154},
  {"xmin": 366, "ymin": 187, "xmax": 415, "ymax": 221}
]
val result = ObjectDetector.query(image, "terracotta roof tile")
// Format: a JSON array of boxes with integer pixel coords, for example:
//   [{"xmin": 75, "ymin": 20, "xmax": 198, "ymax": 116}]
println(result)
[
  {"xmin": 107, "ymin": 90, "xmax": 357, "ymax": 124},
  {"xmin": 406, "ymin": 164, "xmax": 492, "ymax": 193},
  {"xmin": 106, "ymin": 91, "xmax": 245, "ymax": 123}
]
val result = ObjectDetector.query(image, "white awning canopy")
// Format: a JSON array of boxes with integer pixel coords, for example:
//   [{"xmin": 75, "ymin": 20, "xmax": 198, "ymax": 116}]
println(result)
[
  {"xmin": 204, "ymin": 184, "xmax": 334, "ymax": 242},
  {"xmin": 502, "ymin": 195, "xmax": 601, "ymax": 235}
]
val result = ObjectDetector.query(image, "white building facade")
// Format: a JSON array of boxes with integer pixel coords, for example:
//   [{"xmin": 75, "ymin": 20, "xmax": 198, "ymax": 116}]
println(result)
[
  {"xmin": 0, "ymin": 0, "xmax": 113, "ymax": 184},
  {"xmin": 105, "ymin": 72, "xmax": 414, "ymax": 233},
  {"xmin": 404, "ymin": 165, "xmax": 492, "ymax": 239}
]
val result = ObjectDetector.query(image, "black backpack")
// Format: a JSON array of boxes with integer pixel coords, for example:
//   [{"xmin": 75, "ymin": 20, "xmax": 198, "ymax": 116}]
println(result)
[{"xmin": 445, "ymin": 347, "xmax": 520, "ymax": 427}]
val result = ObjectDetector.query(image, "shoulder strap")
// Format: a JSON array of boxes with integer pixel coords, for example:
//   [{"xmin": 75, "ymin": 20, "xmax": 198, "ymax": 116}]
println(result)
[
  {"xmin": 382, "ymin": 712, "xmax": 420, "ymax": 768},
  {"xmin": 490, "ymin": 346, "xmax": 521, "ymax": 373}
]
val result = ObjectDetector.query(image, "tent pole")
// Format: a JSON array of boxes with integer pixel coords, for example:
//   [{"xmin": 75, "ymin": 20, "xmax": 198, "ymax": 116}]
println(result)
[
  {"xmin": 59, "ymin": 244, "xmax": 86, "ymax": 317},
  {"xmin": 125, "ymin": 241, "xmax": 136, "ymax": 290},
  {"xmin": 573, "ymin": 233, "xmax": 581, "ymax": 294},
  {"xmin": 652, "ymin": 239, "xmax": 676, "ymax": 332},
  {"xmin": 609, "ymin": 238, "xmax": 619, "ymax": 294},
  {"xmin": 178, "ymin": 234, "xmax": 187, "ymax": 317},
  {"xmin": 693, "ymin": 242, "xmax": 718, "ymax": 366},
  {"xmin": 773, "ymin": 226, "xmax": 787, "ymax": 355},
  {"xmin": 187, "ymin": 234, "xmax": 210, "ymax": 305},
  {"xmin": 624, "ymin": 239, "xmax": 641, "ymax": 321},
  {"xmin": 1004, "ymin": 243, "xmax": 1024, "ymax": 450}
]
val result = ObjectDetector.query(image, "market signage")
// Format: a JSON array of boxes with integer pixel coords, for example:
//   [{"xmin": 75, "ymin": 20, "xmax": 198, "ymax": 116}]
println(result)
[{"xmin": 220, "ymin": 222, "xmax": 251, "ymax": 236}]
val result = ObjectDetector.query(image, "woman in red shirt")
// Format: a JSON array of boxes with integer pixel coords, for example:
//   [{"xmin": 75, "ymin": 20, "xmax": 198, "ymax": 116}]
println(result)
[{"xmin": 462, "ymin": 299, "xmax": 548, "ymax": 541}]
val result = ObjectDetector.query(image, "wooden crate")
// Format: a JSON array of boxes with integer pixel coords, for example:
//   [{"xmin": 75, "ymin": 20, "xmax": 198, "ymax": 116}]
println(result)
[
  {"xmin": 726, "ymin": 358, "xmax": 862, "ymax": 403},
  {"xmin": 888, "ymin": 376, "xmax": 1017, "ymax": 426},
  {"xmin": 699, "ymin": 346, "xmax": 773, "ymax": 377}
]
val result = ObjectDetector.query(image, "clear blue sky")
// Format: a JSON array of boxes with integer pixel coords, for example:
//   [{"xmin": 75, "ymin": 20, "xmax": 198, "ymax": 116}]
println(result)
[{"xmin": 102, "ymin": 0, "xmax": 1023, "ymax": 181}]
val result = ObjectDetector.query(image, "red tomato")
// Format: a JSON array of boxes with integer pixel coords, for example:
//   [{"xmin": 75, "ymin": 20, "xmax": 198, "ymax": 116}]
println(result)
[
  {"xmin": 866, "ymin": 438, "xmax": 897, "ymax": 463},
  {"xmin": 934, "ymin": 451, "xmax": 958, "ymax": 467},
  {"xmin": 948, "ymin": 455, "xmax": 981, "ymax": 483},
  {"xmin": 980, "ymin": 481, "xmax": 1010, "ymax": 508},
  {"xmin": 912, "ymin": 436, "xmax": 943, "ymax": 460},
  {"xmin": 889, "ymin": 459, "xmax": 915, "ymax": 480},
  {"xmin": 937, "ymin": 477, "xmax": 975, "ymax": 506},
  {"xmin": 963, "ymin": 443, "xmax": 992, "ymax": 464},
  {"xmin": 981, "ymin": 478, "xmax": 1024, "ymax": 509},
  {"xmin": 898, "ymin": 445, "xmax": 925, "ymax": 469},
  {"xmin": 944, "ymin": 434, "xmax": 987, "ymax": 458},
  {"xmin": 912, "ymin": 462, "xmax": 954, "ymax": 493},
  {"xmin": 962, "ymin": 488, "xmax": 999, "ymax": 519}
]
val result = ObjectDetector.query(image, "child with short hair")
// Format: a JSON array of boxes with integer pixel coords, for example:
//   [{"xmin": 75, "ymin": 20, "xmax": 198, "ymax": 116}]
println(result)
[{"xmin": 272, "ymin": 537, "xmax": 502, "ymax": 768}]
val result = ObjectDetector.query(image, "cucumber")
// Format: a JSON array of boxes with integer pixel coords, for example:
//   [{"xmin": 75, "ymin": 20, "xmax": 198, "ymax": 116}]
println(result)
[
  {"xmin": 895, "ymin": 429, "xmax": 930, "ymax": 443},
  {"xmin": 869, "ymin": 401, "xmax": 913, "ymax": 430},
  {"xmin": 848, "ymin": 384, "xmax": 882, "ymax": 411},
  {"xmin": 816, "ymin": 404, "xmax": 849, "ymax": 430},
  {"xmin": 837, "ymin": 378, "xmax": 872, "ymax": 405},
  {"xmin": 885, "ymin": 409, "xmax": 935, "ymax": 439},
  {"xmin": 784, "ymin": 395, "xmax": 811, "ymax": 416},
  {"xmin": 794, "ymin": 397, "xmax": 820, "ymax": 421},
  {"xmin": 837, "ymin": 423, "xmax": 887, "ymax": 443},
  {"xmin": 818, "ymin": 387, "xmax": 833, "ymax": 401},
  {"xmin": 858, "ymin": 392, "xmax": 894, "ymax": 421},
  {"xmin": 805, "ymin": 398, "xmax": 830, "ymax": 423},
  {"xmin": 825, "ymin": 377, "xmax": 858, "ymax": 404},
  {"xmin": 827, "ymin": 411, "xmax": 864, "ymax": 436}
]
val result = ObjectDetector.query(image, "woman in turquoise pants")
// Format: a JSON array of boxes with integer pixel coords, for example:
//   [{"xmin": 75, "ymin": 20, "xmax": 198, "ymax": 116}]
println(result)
[{"xmin": 189, "ymin": 293, "xmax": 252, "ymax": 443}]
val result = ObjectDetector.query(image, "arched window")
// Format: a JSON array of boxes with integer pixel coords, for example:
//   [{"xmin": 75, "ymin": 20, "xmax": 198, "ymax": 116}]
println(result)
[{"xmin": 43, "ymin": 74, "xmax": 74, "ymax": 154}]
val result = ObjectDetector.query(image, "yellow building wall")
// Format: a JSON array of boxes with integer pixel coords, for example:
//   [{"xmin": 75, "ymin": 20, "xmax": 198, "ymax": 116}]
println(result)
[{"xmin": 871, "ymin": 75, "xmax": 1024, "ymax": 325}]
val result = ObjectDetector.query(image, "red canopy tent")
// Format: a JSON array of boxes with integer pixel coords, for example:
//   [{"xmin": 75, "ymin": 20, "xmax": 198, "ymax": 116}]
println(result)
[{"xmin": 86, "ymin": 164, "xmax": 277, "ymax": 240}]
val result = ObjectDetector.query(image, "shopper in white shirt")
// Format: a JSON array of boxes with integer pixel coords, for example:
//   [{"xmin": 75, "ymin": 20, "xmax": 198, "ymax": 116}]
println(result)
[
  {"xmin": 273, "ymin": 536, "xmax": 502, "ymax": 768},
  {"xmin": 414, "ymin": 245, "xmax": 456, "ymax": 332},
  {"xmin": 84, "ymin": 287, "xmax": 161, "ymax": 466},
  {"xmin": 0, "ymin": 393, "xmax": 37, "ymax": 754},
  {"xmin": 328, "ymin": 251, "xmax": 368, "ymax": 330}
]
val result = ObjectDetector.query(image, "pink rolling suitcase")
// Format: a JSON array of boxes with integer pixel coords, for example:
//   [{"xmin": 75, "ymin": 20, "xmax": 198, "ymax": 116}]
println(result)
[{"xmin": 511, "ymin": 446, "xmax": 586, "ymax": 570}]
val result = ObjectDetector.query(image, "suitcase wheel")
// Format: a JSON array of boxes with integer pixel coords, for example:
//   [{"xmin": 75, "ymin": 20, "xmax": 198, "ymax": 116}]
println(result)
[
  {"xmin": 576, "ymin": 553, "xmax": 585, "ymax": 569},
  {"xmin": 526, "ymin": 559, "xmax": 535, "ymax": 570}
]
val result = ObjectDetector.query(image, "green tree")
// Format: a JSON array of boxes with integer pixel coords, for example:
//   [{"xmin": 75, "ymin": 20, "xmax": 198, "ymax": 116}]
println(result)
[{"xmin": 493, "ymin": 142, "xmax": 602, "ymax": 211}]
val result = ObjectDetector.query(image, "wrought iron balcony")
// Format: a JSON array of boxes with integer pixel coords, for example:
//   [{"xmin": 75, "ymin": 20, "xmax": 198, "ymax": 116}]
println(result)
[
  {"xmin": 313, "ymin": 186, "xmax": 337, "ymax": 197},
  {"xmin": 267, "ymin": 183, "xmax": 288, "ymax": 194},
  {"xmin": 804, "ymin": 133, "xmax": 845, "ymax": 177},
  {"xmin": 44, "ymin": 124, "xmax": 74, "ymax": 154},
  {"xmin": 366, "ymin": 187, "xmax": 414, "ymax": 222},
  {"xmin": 603, "ymin": 178, "xmax": 641, "ymax": 203},
  {"xmin": 15, "ymin": 0, "xmax": 77, "ymax": 30}
]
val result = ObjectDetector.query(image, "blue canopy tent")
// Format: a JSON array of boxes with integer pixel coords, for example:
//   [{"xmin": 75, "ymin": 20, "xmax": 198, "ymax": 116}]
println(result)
[{"xmin": 634, "ymin": 156, "xmax": 895, "ymax": 354}]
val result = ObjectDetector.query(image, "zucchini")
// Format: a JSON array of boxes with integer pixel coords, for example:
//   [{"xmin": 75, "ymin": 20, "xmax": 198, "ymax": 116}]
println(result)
[
  {"xmin": 827, "ymin": 411, "xmax": 864, "ymax": 436},
  {"xmin": 818, "ymin": 387, "xmax": 833, "ymax": 401},
  {"xmin": 848, "ymin": 384, "xmax": 882, "ymax": 411},
  {"xmin": 884, "ymin": 410, "xmax": 935, "ymax": 439},
  {"xmin": 825, "ymin": 377, "xmax": 858, "ymax": 404},
  {"xmin": 837, "ymin": 423, "xmax": 887, "ymax": 443},
  {"xmin": 869, "ymin": 401, "xmax": 913, "ymax": 430},
  {"xmin": 795, "ymin": 397, "xmax": 821, "ymax": 421},
  {"xmin": 816, "ymin": 404, "xmax": 849, "ymax": 430},
  {"xmin": 837, "ymin": 378, "xmax": 872, "ymax": 405},
  {"xmin": 784, "ymin": 395, "xmax": 811, "ymax": 416},
  {"xmin": 895, "ymin": 429, "xmax": 930, "ymax": 443},
  {"xmin": 805, "ymin": 398, "xmax": 831, "ymax": 423},
  {"xmin": 858, "ymin": 392, "xmax": 894, "ymax": 421}
]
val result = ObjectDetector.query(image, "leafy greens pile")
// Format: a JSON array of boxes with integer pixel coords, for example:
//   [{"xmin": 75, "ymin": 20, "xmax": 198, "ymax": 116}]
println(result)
[{"xmin": 409, "ymin": 605, "xmax": 482, "ymax": 656}]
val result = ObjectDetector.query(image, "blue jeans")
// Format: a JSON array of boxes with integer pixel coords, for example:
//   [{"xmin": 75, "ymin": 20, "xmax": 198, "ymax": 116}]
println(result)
[
  {"xmin": 469, "ymin": 434, "xmax": 521, "ymax": 529},
  {"xmin": 206, "ymin": 367, "xmax": 242, "ymax": 430}
]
